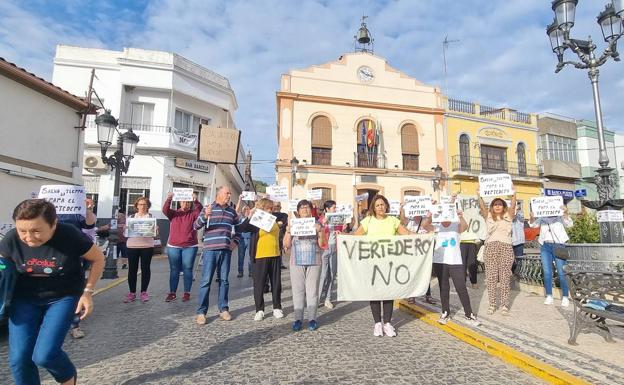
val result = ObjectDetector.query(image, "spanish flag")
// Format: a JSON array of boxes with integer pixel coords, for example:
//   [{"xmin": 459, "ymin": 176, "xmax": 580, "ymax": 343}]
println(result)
[{"xmin": 366, "ymin": 120, "xmax": 375, "ymax": 148}]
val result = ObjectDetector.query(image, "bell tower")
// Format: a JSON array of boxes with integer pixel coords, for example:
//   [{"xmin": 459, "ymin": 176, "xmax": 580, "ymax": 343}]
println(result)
[{"xmin": 354, "ymin": 16, "xmax": 374, "ymax": 53}]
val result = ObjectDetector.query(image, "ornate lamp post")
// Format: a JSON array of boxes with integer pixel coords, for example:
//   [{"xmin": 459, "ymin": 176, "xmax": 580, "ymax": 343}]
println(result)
[
  {"xmin": 431, "ymin": 165, "xmax": 443, "ymax": 192},
  {"xmin": 547, "ymin": 0, "xmax": 624, "ymax": 242},
  {"xmin": 290, "ymin": 157, "xmax": 299, "ymax": 187},
  {"xmin": 96, "ymin": 110, "xmax": 140, "ymax": 278}
]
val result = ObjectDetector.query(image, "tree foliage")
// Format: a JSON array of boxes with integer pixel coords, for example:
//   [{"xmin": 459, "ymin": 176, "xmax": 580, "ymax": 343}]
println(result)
[
  {"xmin": 567, "ymin": 212, "xmax": 600, "ymax": 244},
  {"xmin": 253, "ymin": 179, "xmax": 268, "ymax": 193}
]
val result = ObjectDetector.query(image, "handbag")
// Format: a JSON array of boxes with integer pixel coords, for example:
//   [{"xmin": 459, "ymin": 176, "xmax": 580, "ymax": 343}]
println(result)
[{"xmin": 548, "ymin": 223, "xmax": 569, "ymax": 260}]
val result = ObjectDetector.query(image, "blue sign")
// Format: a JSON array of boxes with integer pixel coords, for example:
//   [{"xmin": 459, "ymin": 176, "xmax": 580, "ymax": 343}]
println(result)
[
  {"xmin": 544, "ymin": 188, "xmax": 574, "ymax": 199},
  {"xmin": 574, "ymin": 189, "xmax": 587, "ymax": 198}
]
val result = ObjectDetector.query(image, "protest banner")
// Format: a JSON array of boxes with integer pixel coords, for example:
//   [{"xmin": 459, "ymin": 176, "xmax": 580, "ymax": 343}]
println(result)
[
  {"xmin": 478, "ymin": 174, "xmax": 513, "ymax": 197},
  {"xmin": 597, "ymin": 210, "xmax": 624, "ymax": 223},
  {"xmin": 336, "ymin": 203, "xmax": 353, "ymax": 215},
  {"xmin": 307, "ymin": 189, "xmax": 323, "ymax": 201},
  {"xmin": 326, "ymin": 212, "xmax": 349, "ymax": 225},
  {"xmin": 197, "ymin": 125, "xmax": 240, "ymax": 164},
  {"xmin": 530, "ymin": 196, "xmax": 563, "ymax": 218},
  {"xmin": 431, "ymin": 203, "xmax": 459, "ymax": 223},
  {"xmin": 403, "ymin": 196, "xmax": 432, "ymax": 218},
  {"xmin": 456, "ymin": 196, "xmax": 486, "ymax": 241},
  {"xmin": 290, "ymin": 217, "xmax": 317, "ymax": 236},
  {"xmin": 337, "ymin": 234, "xmax": 434, "ymax": 301},
  {"xmin": 267, "ymin": 185, "xmax": 289, "ymax": 202},
  {"xmin": 172, "ymin": 188, "xmax": 194, "ymax": 202},
  {"xmin": 125, "ymin": 217, "xmax": 157, "ymax": 237},
  {"xmin": 389, "ymin": 200, "xmax": 401, "ymax": 216},
  {"xmin": 250, "ymin": 209, "xmax": 277, "ymax": 232},
  {"xmin": 288, "ymin": 199, "xmax": 300, "ymax": 212},
  {"xmin": 355, "ymin": 192, "xmax": 369, "ymax": 202},
  {"xmin": 38, "ymin": 185, "xmax": 86, "ymax": 216},
  {"xmin": 241, "ymin": 191, "xmax": 256, "ymax": 201}
]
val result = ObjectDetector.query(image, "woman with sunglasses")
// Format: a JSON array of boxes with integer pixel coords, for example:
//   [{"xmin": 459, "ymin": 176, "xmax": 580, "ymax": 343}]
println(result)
[{"xmin": 477, "ymin": 187, "xmax": 516, "ymax": 315}]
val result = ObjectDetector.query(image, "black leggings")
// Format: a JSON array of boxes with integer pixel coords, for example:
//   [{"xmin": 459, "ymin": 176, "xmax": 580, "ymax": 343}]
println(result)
[
  {"xmin": 433, "ymin": 263, "xmax": 473, "ymax": 317},
  {"xmin": 127, "ymin": 247, "xmax": 154, "ymax": 293},
  {"xmin": 253, "ymin": 256, "xmax": 282, "ymax": 312},
  {"xmin": 370, "ymin": 300, "xmax": 393, "ymax": 323},
  {"xmin": 460, "ymin": 242, "xmax": 479, "ymax": 284}
]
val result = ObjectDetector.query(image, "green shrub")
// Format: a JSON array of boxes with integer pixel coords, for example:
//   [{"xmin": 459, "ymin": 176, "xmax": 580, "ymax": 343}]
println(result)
[{"xmin": 567, "ymin": 212, "xmax": 600, "ymax": 244}]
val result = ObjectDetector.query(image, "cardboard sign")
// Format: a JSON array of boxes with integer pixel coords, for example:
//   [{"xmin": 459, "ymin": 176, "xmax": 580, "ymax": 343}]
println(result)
[
  {"xmin": 197, "ymin": 125, "xmax": 241, "ymax": 164},
  {"xmin": 267, "ymin": 185, "xmax": 289, "ymax": 202},
  {"xmin": 290, "ymin": 217, "xmax": 317, "ymax": 236},
  {"xmin": 403, "ymin": 196, "xmax": 432, "ymax": 218},
  {"xmin": 530, "ymin": 196, "xmax": 563, "ymax": 218},
  {"xmin": 38, "ymin": 185, "xmax": 86, "ymax": 216},
  {"xmin": 250, "ymin": 209, "xmax": 277, "ymax": 232},
  {"xmin": 431, "ymin": 203, "xmax": 459, "ymax": 223},
  {"xmin": 172, "ymin": 188, "xmax": 194, "ymax": 202},
  {"xmin": 125, "ymin": 217, "xmax": 157, "ymax": 237},
  {"xmin": 241, "ymin": 191, "xmax": 256, "ymax": 201},
  {"xmin": 326, "ymin": 212, "xmax": 349, "ymax": 225},
  {"xmin": 479, "ymin": 174, "xmax": 513, "ymax": 197},
  {"xmin": 389, "ymin": 200, "xmax": 401, "ymax": 216},
  {"xmin": 288, "ymin": 199, "xmax": 300, "ymax": 212},
  {"xmin": 337, "ymin": 234, "xmax": 434, "ymax": 301},
  {"xmin": 355, "ymin": 192, "xmax": 369, "ymax": 202},
  {"xmin": 597, "ymin": 210, "xmax": 624, "ymax": 223},
  {"xmin": 307, "ymin": 189, "xmax": 323, "ymax": 201},
  {"xmin": 456, "ymin": 196, "xmax": 487, "ymax": 241}
]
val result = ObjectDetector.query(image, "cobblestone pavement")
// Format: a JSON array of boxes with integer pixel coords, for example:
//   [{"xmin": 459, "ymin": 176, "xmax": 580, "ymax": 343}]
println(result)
[{"xmin": 1, "ymin": 259, "xmax": 543, "ymax": 385}]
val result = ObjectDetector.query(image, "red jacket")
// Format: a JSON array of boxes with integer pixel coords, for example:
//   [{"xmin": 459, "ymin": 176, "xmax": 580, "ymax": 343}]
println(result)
[{"xmin": 162, "ymin": 198, "xmax": 203, "ymax": 247}]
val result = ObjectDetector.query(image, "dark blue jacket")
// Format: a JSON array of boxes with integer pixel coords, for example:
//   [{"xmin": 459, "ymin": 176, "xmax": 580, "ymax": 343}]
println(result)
[{"xmin": 0, "ymin": 256, "xmax": 17, "ymax": 319}]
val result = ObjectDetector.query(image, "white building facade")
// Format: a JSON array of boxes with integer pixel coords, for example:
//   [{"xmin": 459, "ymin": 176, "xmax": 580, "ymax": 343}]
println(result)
[
  {"xmin": 0, "ymin": 58, "xmax": 89, "ymax": 230},
  {"xmin": 52, "ymin": 46, "xmax": 246, "ymax": 220}
]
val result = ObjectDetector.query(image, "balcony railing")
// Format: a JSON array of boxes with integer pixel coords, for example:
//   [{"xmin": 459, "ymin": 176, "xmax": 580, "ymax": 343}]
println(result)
[
  {"xmin": 119, "ymin": 123, "xmax": 171, "ymax": 133},
  {"xmin": 447, "ymin": 98, "xmax": 475, "ymax": 114},
  {"xmin": 508, "ymin": 110, "xmax": 531, "ymax": 124},
  {"xmin": 447, "ymin": 98, "xmax": 533, "ymax": 125},
  {"xmin": 451, "ymin": 155, "xmax": 540, "ymax": 178}
]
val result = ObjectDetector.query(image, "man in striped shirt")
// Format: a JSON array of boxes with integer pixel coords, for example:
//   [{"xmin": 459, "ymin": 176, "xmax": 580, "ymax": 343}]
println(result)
[{"xmin": 194, "ymin": 186, "xmax": 241, "ymax": 324}]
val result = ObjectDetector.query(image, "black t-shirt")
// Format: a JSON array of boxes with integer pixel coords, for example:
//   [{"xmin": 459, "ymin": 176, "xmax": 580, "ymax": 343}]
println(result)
[{"xmin": 0, "ymin": 223, "xmax": 93, "ymax": 299}]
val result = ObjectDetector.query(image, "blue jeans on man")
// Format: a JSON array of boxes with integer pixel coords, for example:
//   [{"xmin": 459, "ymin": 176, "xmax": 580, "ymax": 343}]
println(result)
[
  {"xmin": 168, "ymin": 246, "xmax": 198, "ymax": 293},
  {"xmin": 540, "ymin": 242, "xmax": 569, "ymax": 297},
  {"xmin": 9, "ymin": 295, "xmax": 79, "ymax": 385},
  {"xmin": 197, "ymin": 249, "xmax": 231, "ymax": 315},
  {"xmin": 237, "ymin": 235, "xmax": 252, "ymax": 274}
]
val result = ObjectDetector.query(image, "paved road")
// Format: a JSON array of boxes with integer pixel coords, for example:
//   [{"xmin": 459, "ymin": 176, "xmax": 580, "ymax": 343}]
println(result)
[{"xmin": 1, "ymin": 259, "xmax": 543, "ymax": 384}]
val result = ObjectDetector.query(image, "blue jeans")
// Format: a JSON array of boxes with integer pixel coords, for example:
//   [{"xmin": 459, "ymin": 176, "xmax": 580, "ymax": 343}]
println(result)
[
  {"xmin": 318, "ymin": 246, "xmax": 337, "ymax": 303},
  {"xmin": 237, "ymin": 236, "xmax": 251, "ymax": 273},
  {"xmin": 9, "ymin": 295, "xmax": 79, "ymax": 385},
  {"xmin": 168, "ymin": 246, "xmax": 198, "ymax": 293},
  {"xmin": 197, "ymin": 249, "xmax": 231, "ymax": 314},
  {"xmin": 540, "ymin": 243, "xmax": 569, "ymax": 297}
]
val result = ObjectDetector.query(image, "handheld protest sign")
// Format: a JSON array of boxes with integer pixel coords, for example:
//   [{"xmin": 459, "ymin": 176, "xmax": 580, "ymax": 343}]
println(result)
[
  {"xmin": 403, "ymin": 196, "xmax": 432, "ymax": 218},
  {"xmin": 389, "ymin": 200, "xmax": 401, "ymax": 216},
  {"xmin": 530, "ymin": 196, "xmax": 563, "ymax": 218},
  {"xmin": 172, "ymin": 188, "xmax": 194, "ymax": 202},
  {"xmin": 478, "ymin": 174, "xmax": 513, "ymax": 197},
  {"xmin": 241, "ymin": 191, "xmax": 256, "ymax": 201},
  {"xmin": 355, "ymin": 192, "xmax": 369, "ymax": 202},
  {"xmin": 38, "ymin": 185, "xmax": 86, "ymax": 216},
  {"xmin": 125, "ymin": 217, "xmax": 157, "ymax": 237},
  {"xmin": 306, "ymin": 189, "xmax": 323, "ymax": 201},
  {"xmin": 326, "ymin": 212, "xmax": 348, "ymax": 225},
  {"xmin": 456, "ymin": 196, "xmax": 486, "ymax": 241},
  {"xmin": 266, "ymin": 185, "xmax": 289, "ymax": 202},
  {"xmin": 289, "ymin": 217, "xmax": 316, "ymax": 236},
  {"xmin": 250, "ymin": 209, "xmax": 277, "ymax": 232},
  {"xmin": 431, "ymin": 202, "xmax": 459, "ymax": 223},
  {"xmin": 287, "ymin": 199, "xmax": 300, "ymax": 212}
]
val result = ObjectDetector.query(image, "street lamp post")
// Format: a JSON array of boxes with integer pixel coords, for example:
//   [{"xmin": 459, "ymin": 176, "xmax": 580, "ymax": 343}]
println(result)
[
  {"xmin": 96, "ymin": 110, "xmax": 140, "ymax": 279},
  {"xmin": 431, "ymin": 165, "xmax": 443, "ymax": 192},
  {"xmin": 290, "ymin": 157, "xmax": 299, "ymax": 187},
  {"xmin": 547, "ymin": 0, "xmax": 624, "ymax": 242}
]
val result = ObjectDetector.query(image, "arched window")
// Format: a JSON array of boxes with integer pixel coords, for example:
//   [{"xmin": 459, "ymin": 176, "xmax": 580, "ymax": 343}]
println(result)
[
  {"xmin": 517, "ymin": 143, "xmax": 527, "ymax": 176},
  {"xmin": 357, "ymin": 119, "xmax": 378, "ymax": 168},
  {"xmin": 311, "ymin": 116, "xmax": 332, "ymax": 165},
  {"xmin": 401, "ymin": 124, "xmax": 419, "ymax": 170},
  {"xmin": 459, "ymin": 134, "xmax": 471, "ymax": 170}
]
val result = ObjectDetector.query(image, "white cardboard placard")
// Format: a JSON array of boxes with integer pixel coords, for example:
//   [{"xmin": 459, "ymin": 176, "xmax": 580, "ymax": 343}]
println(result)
[
  {"xmin": 241, "ymin": 191, "xmax": 256, "ymax": 201},
  {"xmin": 389, "ymin": 200, "xmax": 401, "ymax": 216},
  {"xmin": 479, "ymin": 174, "xmax": 513, "ymax": 197},
  {"xmin": 403, "ymin": 196, "xmax": 432, "ymax": 218},
  {"xmin": 307, "ymin": 189, "xmax": 323, "ymax": 201},
  {"xmin": 38, "ymin": 185, "xmax": 86, "ymax": 216},
  {"xmin": 431, "ymin": 203, "xmax": 459, "ymax": 223},
  {"xmin": 290, "ymin": 217, "xmax": 317, "ymax": 236},
  {"xmin": 597, "ymin": 210, "xmax": 624, "ymax": 223},
  {"xmin": 266, "ymin": 185, "xmax": 289, "ymax": 202},
  {"xmin": 355, "ymin": 192, "xmax": 369, "ymax": 202},
  {"xmin": 125, "ymin": 217, "xmax": 157, "ymax": 237},
  {"xmin": 249, "ymin": 209, "xmax": 277, "ymax": 232},
  {"xmin": 530, "ymin": 196, "xmax": 563, "ymax": 218},
  {"xmin": 172, "ymin": 188, "xmax": 194, "ymax": 202}
]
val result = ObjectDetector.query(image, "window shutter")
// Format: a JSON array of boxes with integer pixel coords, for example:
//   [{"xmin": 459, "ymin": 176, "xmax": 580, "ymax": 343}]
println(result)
[
  {"xmin": 401, "ymin": 124, "xmax": 419, "ymax": 155},
  {"xmin": 311, "ymin": 116, "xmax": 332, "ymax": 149}
]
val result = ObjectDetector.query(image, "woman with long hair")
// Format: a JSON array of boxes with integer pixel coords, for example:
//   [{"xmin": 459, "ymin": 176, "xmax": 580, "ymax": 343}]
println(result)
[
  {"xmin": 352, "ymin": 194, "xmax": 413, "ymax": 337},
  {"xmin": 478, "ymin": 188, "xmax": 516, "ymax": 315}
]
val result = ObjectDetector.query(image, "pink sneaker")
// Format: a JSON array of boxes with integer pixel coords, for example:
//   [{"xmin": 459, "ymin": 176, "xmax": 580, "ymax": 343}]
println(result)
[
  {"xmin": 123, "ymin": 292, "xmax": 136, "ymax": 303},
  {"xmin": 140, "ymin": 291, "xmax": 149, "ymax": 302}
]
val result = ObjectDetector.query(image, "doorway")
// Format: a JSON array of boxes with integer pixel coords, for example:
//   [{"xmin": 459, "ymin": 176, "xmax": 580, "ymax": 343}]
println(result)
[{"xmin": 357, "ymin": 188, "xmax": 379, "ymax": 216}]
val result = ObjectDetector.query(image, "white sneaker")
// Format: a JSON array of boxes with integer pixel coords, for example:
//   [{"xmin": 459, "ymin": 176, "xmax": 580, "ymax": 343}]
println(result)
[
  {"xmin": 465, "ymin": 313, "xmax": 481, "ymax": 327},
  {"xmin": 544, "ymin": 296, "xmax": 553, "ymax": 305},
  {"xmin": 324, "ymin": 299, "xmax": 334, "ymax": 309},
  {"xmin": 438, "ymin": 311, "xmax": 450, "ymax": 325},
  {"xmin": 273, "ymin": 309, "xmax": 284, "ymax": 319},
  {"xmin": 383, "ymin": 322, "xmax": 397, "ymax": 337},
  {"xmin": 561, "ymin": 297, "xmax": 569, "ymax": 307},
  {"xmin": 254, "ymin": 311, "xmax": 264, "ymax": 321},
  {"xmin": 373, "ymin": 322, "xmax": 383, "ymax": 337}
]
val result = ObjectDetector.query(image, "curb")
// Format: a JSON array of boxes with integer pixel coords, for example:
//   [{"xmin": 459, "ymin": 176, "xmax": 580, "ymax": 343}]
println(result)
[{"xmin": 398, "ymin": 300, "xmax": 592, "ymax": 385}]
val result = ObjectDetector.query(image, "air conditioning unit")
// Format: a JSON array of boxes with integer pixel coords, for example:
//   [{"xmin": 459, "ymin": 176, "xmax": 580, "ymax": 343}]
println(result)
[{"xmin": 83, "ymin": 156, "xmax": 107, "ymax": 170}]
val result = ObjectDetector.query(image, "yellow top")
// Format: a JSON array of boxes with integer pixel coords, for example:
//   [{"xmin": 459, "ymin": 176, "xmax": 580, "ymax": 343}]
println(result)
[
  {"xmin": 256, "ymin": 223, "xmax": 280, "ymax": 258},
  {"xmin": 360, "ymin": 215, "xmax": 400, "ymax": 237}
]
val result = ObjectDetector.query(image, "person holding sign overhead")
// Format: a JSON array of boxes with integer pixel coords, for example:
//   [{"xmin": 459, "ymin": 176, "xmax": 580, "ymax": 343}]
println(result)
[
  {"xmin": 352, "ymin": 194, "xmax": 413, "ymax": 337},
  {"xmin": 477, "ymin": 185, "xmax": 516, "ymax": 316},
  {"xmin": 162, "ymin": 191, "xmax": 203, "ymax": 303},
  {"xmin": 237, "ymin": 198, "xmax": 284, "ymax": 321},
  {"xmin": 529, "ymin": 201, "xmax": 573, "ymax": 307},
  {"xmin": 124, "ymin": 197, "xmax": 158, "ymax": 303},
  {"xmin": 283, "ymin": 200, "xmax": 326, "ymax": 332}
]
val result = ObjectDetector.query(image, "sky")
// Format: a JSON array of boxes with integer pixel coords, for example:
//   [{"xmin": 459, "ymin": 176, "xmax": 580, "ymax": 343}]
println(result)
[{"xmin": 1, "ymin": 0, "xmax": 623, "ymax": 182}]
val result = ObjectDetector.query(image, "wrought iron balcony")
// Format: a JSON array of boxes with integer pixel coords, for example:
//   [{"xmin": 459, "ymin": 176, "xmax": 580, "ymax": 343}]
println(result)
[
  {"xmin": 451, "ymin": 155, "xmax": 540, "ymax": 178},
  {"xmin": 447, "ymin": 98, "xmax": 532, "ymax": 125},
  {"xmin": 118, "ymin": 123, "xmax": 171, "ymax": 133}
]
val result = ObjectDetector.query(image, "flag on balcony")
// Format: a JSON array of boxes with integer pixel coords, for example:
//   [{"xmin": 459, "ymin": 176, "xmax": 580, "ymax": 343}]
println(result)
[
  {"xmin": 366, "ymin": 120, "xmax": 375, "ymax": 148},
  {"xmin": 360, "ymin": 121, "xmax": 367, "ymax": 147}
]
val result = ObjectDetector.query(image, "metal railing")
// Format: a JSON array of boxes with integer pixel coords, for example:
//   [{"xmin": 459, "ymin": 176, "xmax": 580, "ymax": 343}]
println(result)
[
  {"xmin": 118, "ymin": 123, "xmax": 171, "ymax": 133},
  {"xmin": 508, "ymin": 110, "xmax": 531, "ymax": 124},
  {"xmin": 447, "ymin": 98, "xmax": 532, "ymax": 125},
  {"xmin": 451, "ymin": 155, "xmax": 540, "ymax": 177},
  {"xmin": 479, "ymin": 104, "xmax": 506, "ymax": 120},
  {"xmin": 447, "ymin": 98, "xmax": 475, "ymax": 114},
  {"xmin": 514, "ymin": 255, "xmax": 545, "ymax": 286}
]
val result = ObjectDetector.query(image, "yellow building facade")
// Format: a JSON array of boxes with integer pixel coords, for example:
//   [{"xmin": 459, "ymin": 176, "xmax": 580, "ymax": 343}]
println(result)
[{"xmin": 446, "ymin": 99, "xmax": 542, "ymax": 215}]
